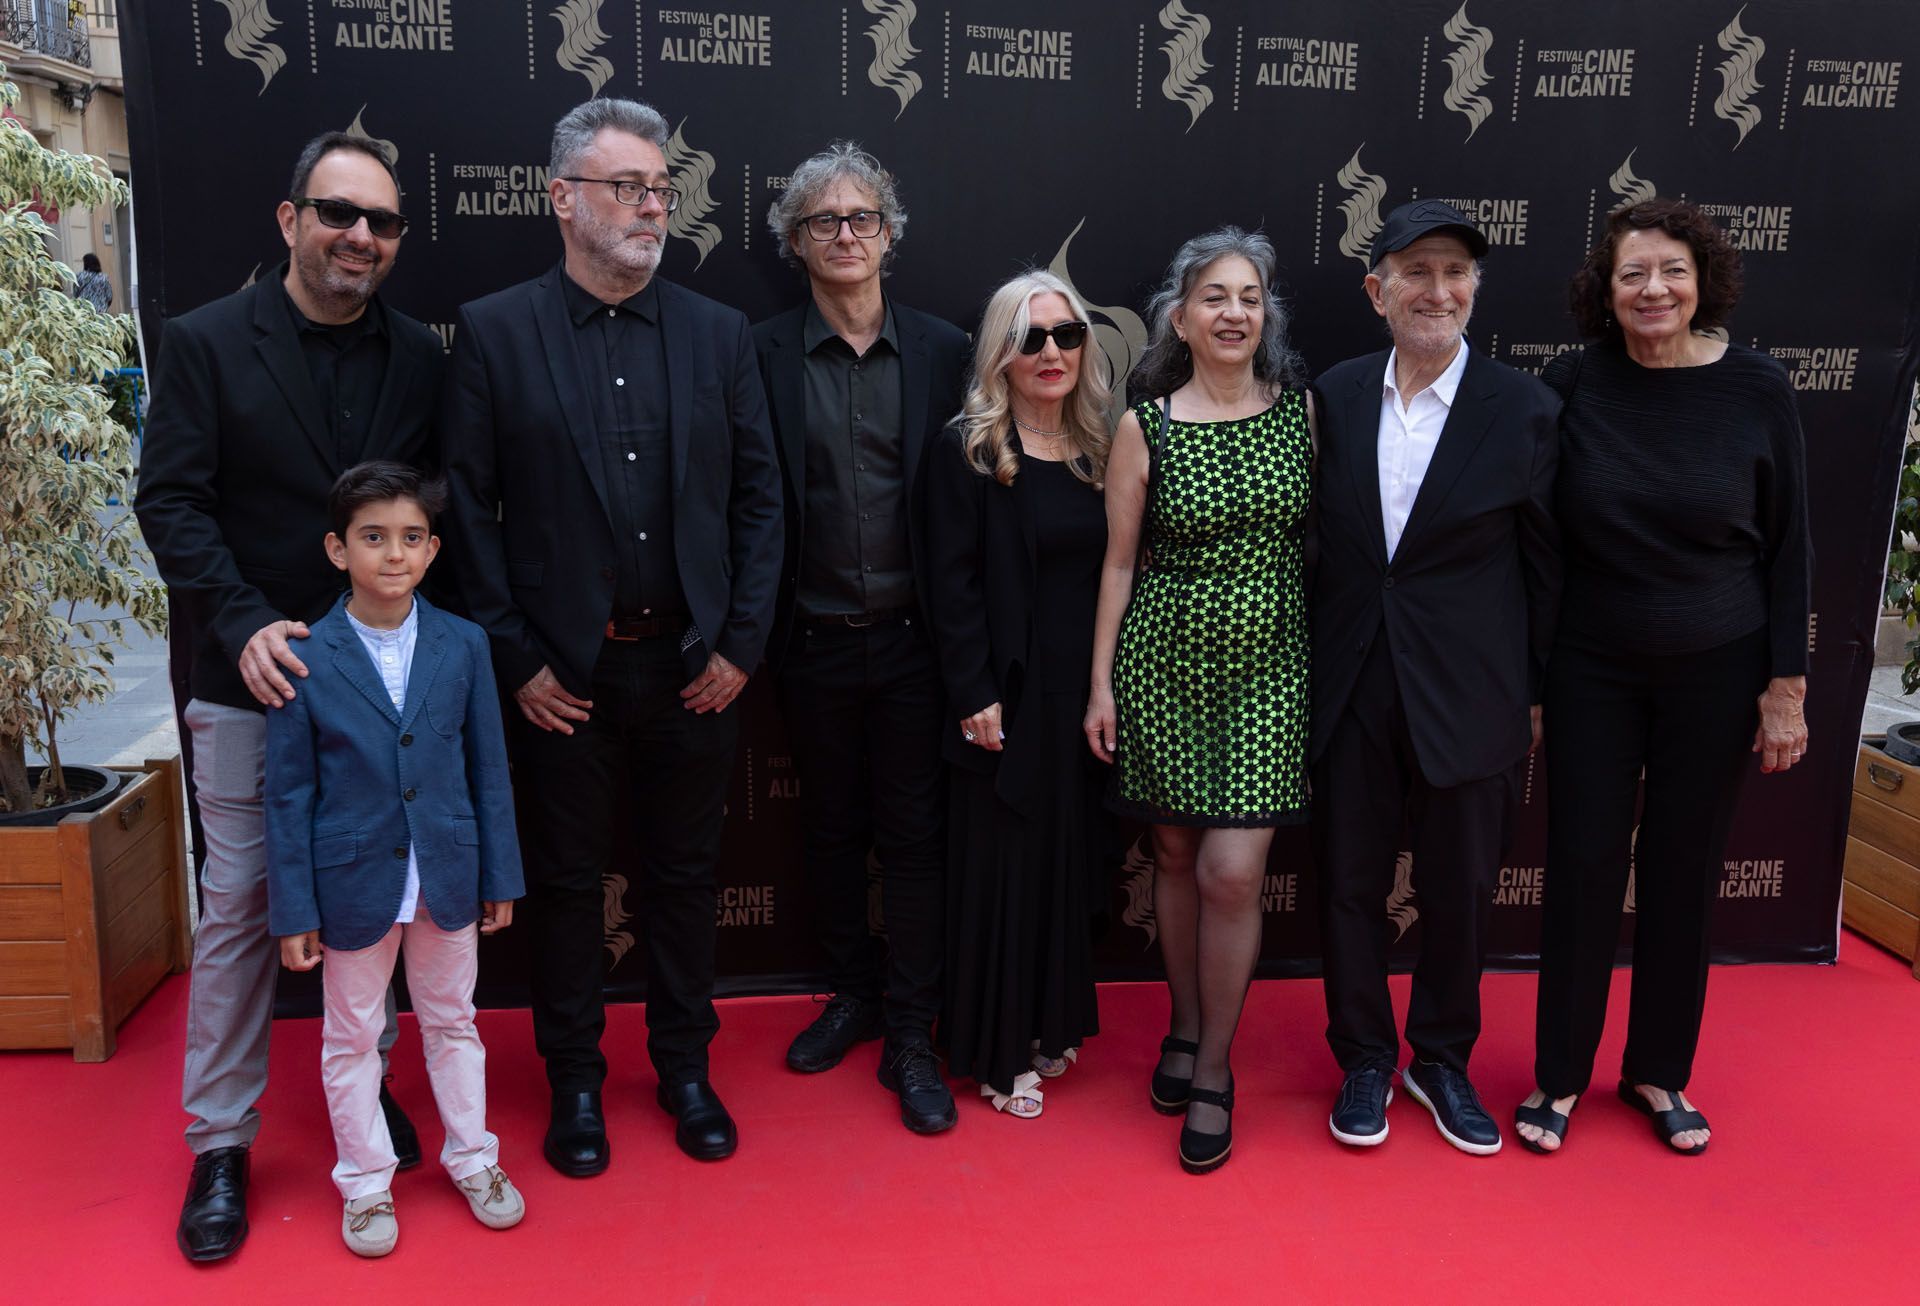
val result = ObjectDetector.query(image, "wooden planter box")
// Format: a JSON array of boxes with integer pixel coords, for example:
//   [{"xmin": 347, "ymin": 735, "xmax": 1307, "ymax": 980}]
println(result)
[
  {"xmin": 0, "ymin": 757, "xmax": 193, "ymax": 1059},
  {"xmin": 1843, "ymin": 741, "xmax": 1920, "ymax": 978}
]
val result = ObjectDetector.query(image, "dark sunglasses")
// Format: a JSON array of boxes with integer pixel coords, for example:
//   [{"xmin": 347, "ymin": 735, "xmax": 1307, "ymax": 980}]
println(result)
[
  {"xmin": 1017, "ymin": 321, "xmax": 1089, "ymax": 355},
  {"xmin": 291, "ymin": 197, "xmax": 408, "ymax": 239}
]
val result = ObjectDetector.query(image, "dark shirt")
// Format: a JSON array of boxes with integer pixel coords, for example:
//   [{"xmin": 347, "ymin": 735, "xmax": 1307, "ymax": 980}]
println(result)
[
  {"xmin": 561, "ymin": 268, "xmax": 686, "ymax": 623},
  {"xmin": 283, "ymin": 278, "xmax": 387, "ymax": 469},
  {"xmin": 797, "ymin": 299, "xmax": 914, "ymax": 617},
  {"xmin": 1541, "ymin": 340, "xmax": 1811, "ymax": 675}
]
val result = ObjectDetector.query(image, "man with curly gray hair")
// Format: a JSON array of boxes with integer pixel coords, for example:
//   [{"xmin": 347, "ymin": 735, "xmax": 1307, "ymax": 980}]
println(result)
[{"xmin": 752, "ymin": 142, "xmax": 968, "ymax": 1134}]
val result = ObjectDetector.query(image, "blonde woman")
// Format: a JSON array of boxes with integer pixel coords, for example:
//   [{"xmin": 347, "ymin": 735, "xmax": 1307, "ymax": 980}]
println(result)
[{"xmin": 926, "ymin": 271, "xmax": 1114, "ymax": 1118}]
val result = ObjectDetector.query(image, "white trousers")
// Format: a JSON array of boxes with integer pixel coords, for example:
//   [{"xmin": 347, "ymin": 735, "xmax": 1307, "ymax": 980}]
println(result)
[{"xmin": 321, "ymin": 917, "xmax": 498, "ymax": 1200}]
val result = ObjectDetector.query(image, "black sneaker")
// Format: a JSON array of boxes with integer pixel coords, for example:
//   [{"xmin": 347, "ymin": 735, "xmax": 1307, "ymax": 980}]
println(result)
[
  {"xmin": 1329, "ymin": 1065, "xmax": 1394, "ymax": 1147},
  {"xmin": 876, "ymin": 1040, "xmax": 958, "ymax": 1134},
  {"xmin": 786, "ymin": 994, "xmax": 883, "ymax": 1073},
  {"xmin": 1401, "ymin": 1058, "xmax": 1502, "ymax": 1155}
]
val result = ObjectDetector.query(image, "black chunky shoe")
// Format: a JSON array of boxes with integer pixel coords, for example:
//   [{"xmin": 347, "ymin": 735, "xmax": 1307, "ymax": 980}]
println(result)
[
  {"xmin": 1178, "ymin": 1078, "xmax": 1235, "ymax": 1175},
  {"xmin": 785, "ymin": 994, "xmax": 883, "ymax": 1073},
  {"xmin": 1150, "ymin": 1035, "xmax": 1199, "ymax": 1115},
  {"xmin": 877, "ymin": 1040, "xmax": 959, "ymax": 1134}
]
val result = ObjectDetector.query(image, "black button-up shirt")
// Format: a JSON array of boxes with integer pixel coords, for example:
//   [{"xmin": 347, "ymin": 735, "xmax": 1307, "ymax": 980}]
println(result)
[
  {"xmin": 797, "ymin": 299, "xmax": 913, "ymax": 617},
  {"xmin": 283, "ymin": 279, "xmax": 387, "ymax": 469},
  {"xmin": 561, "ymin": 269, "xmax": 686, "ymax": 623}
]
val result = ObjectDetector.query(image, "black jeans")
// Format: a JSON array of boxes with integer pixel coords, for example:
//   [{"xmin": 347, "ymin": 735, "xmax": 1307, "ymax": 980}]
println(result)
[
  {"xmin": 1314, "ymin": 638, "xmax": 1518, "ymax": 1075},
  {"xmin": 511, "ymin": 635, "xmax": 738, "ymax": 1091},
  {"xmin": 777, "ymin": 617, "xmax": 946, "ymax": 1043},
  {"xmin": 1533, "ymin": 627, "xmax": 1768, "ymax": 1098}
]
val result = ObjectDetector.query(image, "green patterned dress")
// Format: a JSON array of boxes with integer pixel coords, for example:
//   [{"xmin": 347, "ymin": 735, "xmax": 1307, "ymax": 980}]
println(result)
[{"xmin": 1111, "ymin": 390, "xmax": 1312, "ymax": 826}]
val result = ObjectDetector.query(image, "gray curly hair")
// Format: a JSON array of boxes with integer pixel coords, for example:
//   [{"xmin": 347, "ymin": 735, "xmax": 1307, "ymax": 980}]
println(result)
[
  {"xmin": 766, "ymin": 141, "xmax": 908, "ymax": 273},
  {"xmin": 1130, "ymin": 226, "xmax": 1307, "ymax": 400}
]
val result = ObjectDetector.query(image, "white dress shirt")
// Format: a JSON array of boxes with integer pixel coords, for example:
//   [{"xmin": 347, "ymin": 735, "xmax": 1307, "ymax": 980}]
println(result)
[
  {"xmin": 345, "ymin": 598, "xmax": 421, "ymax": 924},
  {"xmin": 1376, "ymin": 341, "xmax": 1470, "ymax": 562}
]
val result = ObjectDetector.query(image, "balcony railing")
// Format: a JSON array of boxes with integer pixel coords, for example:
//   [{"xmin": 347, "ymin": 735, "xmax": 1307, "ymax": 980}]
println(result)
[{"xmin": 4, "ymin": 3, "xmax": 93, "ymax": 70}]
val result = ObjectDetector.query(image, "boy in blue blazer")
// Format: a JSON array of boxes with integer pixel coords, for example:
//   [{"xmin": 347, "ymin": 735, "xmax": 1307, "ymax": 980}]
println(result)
[{"xmin": 266, "ymin": 462, "xmax": 526, "ymax": 1257}]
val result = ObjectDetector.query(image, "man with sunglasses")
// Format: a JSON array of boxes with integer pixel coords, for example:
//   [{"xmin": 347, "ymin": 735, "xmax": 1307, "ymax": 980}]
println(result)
[
  {"xmin": 138, "ymin": 131, "xmax": 444, "ymax": 1262},
  {"xmin": 752, "ymin": 143, "xmax": 969, "ymax": 1133},
  {"xmin": 441, "ymin": 98, "xmax": 781, "ymax": 1172}
]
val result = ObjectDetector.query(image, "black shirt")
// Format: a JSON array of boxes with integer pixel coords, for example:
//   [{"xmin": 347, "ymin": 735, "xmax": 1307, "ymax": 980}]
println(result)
[
  {"xmin": 561, "ymin": 268, "xmax": 686, "ymax": 623},
  {"xmin": 1541, "ymin": 340, "xmax": 1811, "ymax": 675},
  {"xmin": 797, "ymin": 299, "xmax": 915, "ymax": 617},
  {"xmin": 282, "ymin": 278, "xmax": 387, "ymax": 469}
]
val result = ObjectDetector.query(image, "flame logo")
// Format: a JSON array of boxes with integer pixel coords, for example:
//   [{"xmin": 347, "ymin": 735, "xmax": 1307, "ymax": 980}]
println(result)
[
  {"xmin": 664, "ymin": 119, "xmax": 722, "ymax": 268},
  {"xmin": 214, "ymin": 0, "xmax": 288, "ymax": 95},
  {"xmin": 1607, "ymin": 148, "xmax": 1656, "ymax": 207},
  {"xmin": 1047, "ymin": 218, "xmax": 1149, "ymax": 430},
  {"xmin": 604, "ymin": 872, "xmax": 636, "ymax": 965},
  {"xmin": 1119, "ymin": 834, "xmax": 1158, "ymax": 947},
  {"xmin": 863, "ymin": 0, "xmax": 922, "ymax": 121},
  {"xmin": 1335, "ymin": 145, "xmax": 1387, "ymax": 269},
  {"xmin": 1157, "ymin": 0, "xmax": 1214, "ymax": 132},
  {"xmin": 1387, "ymin": 850, "xmax": 1419, "ymax": 942},
  {"xmin": 1712, "ymin": 5, "xmax": 1766, "ymax": 150},
  {"xmin": 1441, "ymin": 3, "xmax": 1494, "ymax": 142},
  {"xmin": 345, "ymin": 104, "xmax": 398, "ymax": 170},
  {"xmin": 551, "ymin": 0, "xmax": 614, "ymax": 96}
]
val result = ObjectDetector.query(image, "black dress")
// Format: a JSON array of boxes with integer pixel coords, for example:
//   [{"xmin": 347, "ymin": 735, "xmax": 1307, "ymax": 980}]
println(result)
[{"xmin": 937, "ymin": 453, "xmax": 1108, "ymax": 1098}]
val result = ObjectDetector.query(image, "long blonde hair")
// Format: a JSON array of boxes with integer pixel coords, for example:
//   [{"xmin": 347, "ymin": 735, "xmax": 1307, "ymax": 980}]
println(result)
[{"xmin": 958, "ymin": 271, "xmax": 1113, "ymax": 487}]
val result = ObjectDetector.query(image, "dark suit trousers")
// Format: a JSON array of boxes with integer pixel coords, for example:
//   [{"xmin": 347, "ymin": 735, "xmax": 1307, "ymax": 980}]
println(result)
[
  {"xmin": 1314, "ymin": 636, "xmax": 1517, "ymax": 1074},
  {"xmin": 1533, "ymin": 628, "xmax": 1767, "ymax": 1098},
  {"xmin": 777, "ymin": 619, "xmax": 946, "ymax": 1042},
  {"xmin": 512, "ymin": 634, "xmax": 738, "ymax": 1091}
]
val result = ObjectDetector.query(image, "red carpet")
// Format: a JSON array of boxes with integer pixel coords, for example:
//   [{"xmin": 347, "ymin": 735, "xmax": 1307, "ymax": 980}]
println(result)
[{"xmin": 5, "ymin": 940, "xmax": 1915, "ymax": 1305}]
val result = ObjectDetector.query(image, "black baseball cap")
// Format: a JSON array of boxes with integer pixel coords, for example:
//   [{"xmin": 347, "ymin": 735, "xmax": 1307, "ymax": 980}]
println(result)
[{"xmin": 1369, "ymin": 199, "xmax": 1489, "ymax": 267}]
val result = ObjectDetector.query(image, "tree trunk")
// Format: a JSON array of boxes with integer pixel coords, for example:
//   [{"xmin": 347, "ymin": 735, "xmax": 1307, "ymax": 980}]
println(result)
[{"xmin": 0, "ymin": 733, "xmax": 32, "ymax": 814}]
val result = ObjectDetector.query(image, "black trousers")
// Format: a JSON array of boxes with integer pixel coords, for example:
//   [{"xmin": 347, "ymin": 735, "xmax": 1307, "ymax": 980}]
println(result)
[
  {"xmin": 1533, "ymin": 628, "xmax": 1768, "ymax": 1098},
  {"xmin": 1314, "ymin": 638, "xmax": 1517, "ymax": 1075},
  {"xmin": 776, "ymin": 617, "xmax": 946, "ymax": 1042},
  {"xmin": 512, "ymin": 634, "xmax": 738, "ymax": 1091}
]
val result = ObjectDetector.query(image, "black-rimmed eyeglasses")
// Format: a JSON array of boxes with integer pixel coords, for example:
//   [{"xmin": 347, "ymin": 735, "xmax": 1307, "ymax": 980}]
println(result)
[
  {"xmin": 562, "ymin": 177, "xmax": 682, "ymax": 211},
  {"xmin": 1017, "ymin": 321, "xmax": 1090, "ymax": 355},
  {"xmin": 799, "ymin": 210, "xmax": 884, "ymax": 241},
  {"xmin": 291, "ymin": 197, "xmax": 408, "ymax": 239}
]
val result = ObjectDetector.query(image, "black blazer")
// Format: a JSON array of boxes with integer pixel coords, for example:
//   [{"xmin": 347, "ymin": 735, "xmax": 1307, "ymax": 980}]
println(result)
[
  {"xmin": 135, "ymin": 269, "xmax": 444, "ymax": 711},
  {"xmin": 1310, "ymin": 346, "xmax": 1562, "ymax": 788},
  {"xmin": 440, "ymin": 265, "xmax": 783, "ymax": 694},
  {"xmin": 751, "ymin": 299, "xmax": 970, "ymax": 670}
]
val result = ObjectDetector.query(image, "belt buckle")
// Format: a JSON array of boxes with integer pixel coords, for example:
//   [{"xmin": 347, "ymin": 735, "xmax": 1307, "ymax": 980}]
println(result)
[
  {"xmin": 843, "ymin": 611, "xmax": 877, "ymax": 628},
  {"xmin": 605, "ymin": 619, "xmax": 637, "ymax": 642}
]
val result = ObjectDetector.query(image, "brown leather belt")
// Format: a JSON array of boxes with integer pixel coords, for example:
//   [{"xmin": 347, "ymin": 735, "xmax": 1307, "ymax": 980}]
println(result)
[
  {"xmin": 605, "ymin": 614, "xmax": 688, "ymax": 641},
  {"xmin": 803, "ymin": 606, "xmax": 918, "ymax": 629}
]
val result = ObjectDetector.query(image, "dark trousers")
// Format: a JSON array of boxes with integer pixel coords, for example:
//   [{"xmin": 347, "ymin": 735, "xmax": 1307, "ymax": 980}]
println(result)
[
  {"xmin": 1533, "ymin": 628, "xmax": 1767, "ymax": 1098},
  {"xmin": 776, "ymin": 618, "xmax": 946, "ymax": 1043},
  {"xmin": 1314, "ymin": 638, "xmax": 1517, "ymax": 1075},
  {"xmin": 512, "ymin": 635, "xmax": 738, "ymax": 1091}
]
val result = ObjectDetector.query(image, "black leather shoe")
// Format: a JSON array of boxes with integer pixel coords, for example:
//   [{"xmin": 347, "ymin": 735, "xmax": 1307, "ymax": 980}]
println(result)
[
  {"xmin": 1329, "ymin": 1065, "xmax": 1395, "ymax": 1147},
  {"xmin": 543, "ymin": 1090, "xmax": 610, "ymax": 1177},
  {"xmin": 379, "ymin": 1078, "xmax": 422, "ymax": 1170},
  {"xmin": 1179, "ymin": 1077, "xmax": 1235, "ymax": 1175},
  {"xmin": 1402, "ymin": 1059, "xmax": 1502, "ymax": 1155},
  {"xmin": 786, "ymin": 994, "xmax": 883, "ymax": 1073},
  {"xmin": 177, "ymin": 1146, "xmax": 250, "ymax": 1263},
  {"xmin": 876, "ymin": 1040, "xmax": 958, "ymax": 1134},
  {"xmin": 656, "ymin": 1080, "xmax": 739, "ymax": 1160},
  {"xmin": 1150, "ymin": 1035, "xmax": 1199, "ymax": 1115}
]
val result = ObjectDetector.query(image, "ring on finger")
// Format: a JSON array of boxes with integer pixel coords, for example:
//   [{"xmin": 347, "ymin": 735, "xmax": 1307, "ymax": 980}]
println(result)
[{"xmin": 964, "ymin": 731, "xmax": 976, "ymax": 742}]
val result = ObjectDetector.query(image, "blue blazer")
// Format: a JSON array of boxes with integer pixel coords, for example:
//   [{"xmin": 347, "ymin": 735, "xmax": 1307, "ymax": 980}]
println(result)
[{"xmin": 265, "ymin": 594, "xmax": 525, "ymax": 951}]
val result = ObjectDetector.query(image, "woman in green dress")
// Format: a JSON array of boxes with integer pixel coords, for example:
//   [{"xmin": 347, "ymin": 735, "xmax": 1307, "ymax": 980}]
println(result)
[{"xmin": 1085, "ymin": 227, "xmax": 1315, "ymax": 1174}]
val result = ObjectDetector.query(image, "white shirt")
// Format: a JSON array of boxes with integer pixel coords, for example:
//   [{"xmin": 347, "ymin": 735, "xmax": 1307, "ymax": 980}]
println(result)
[
  {"xmin": 1376, "ymin": 341, "xmax": 1470, "ymax": 562},
  {"xmin": 345, "ymin": 599, "xmax": 421, "ymax": 925}
]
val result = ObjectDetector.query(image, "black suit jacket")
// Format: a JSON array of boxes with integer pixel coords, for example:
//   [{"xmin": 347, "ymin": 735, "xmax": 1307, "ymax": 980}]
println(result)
[
  {"xmin": 441, "ymin": 265, "xmax": 783, "ymax": 694},
  {"xmin": 751, "ymin": 299, "xmax": 970, "ymax": 671},
  {"xmin": 135, "ymin": 270, "xmax": 444, "ymax": 711},
  {"xmin": 1310, "ymin": 345, "xmax": 1562, "ymax": 788}
]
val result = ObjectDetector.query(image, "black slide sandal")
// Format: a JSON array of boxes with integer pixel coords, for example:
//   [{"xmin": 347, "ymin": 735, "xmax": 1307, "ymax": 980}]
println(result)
[
  {"xmin": 1514, "ymin": 1096, "xmax": 1576, "ymax": 1154},
  {"xmin": 1617, "ymin": 1079, "xmax": 1710, "ymax": 1155}
]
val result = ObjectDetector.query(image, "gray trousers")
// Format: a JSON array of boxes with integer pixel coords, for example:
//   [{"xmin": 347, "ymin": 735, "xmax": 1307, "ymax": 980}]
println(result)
[{"xmin": 181, "ymin": 699, "xmax": 398, "ymax": 1154}]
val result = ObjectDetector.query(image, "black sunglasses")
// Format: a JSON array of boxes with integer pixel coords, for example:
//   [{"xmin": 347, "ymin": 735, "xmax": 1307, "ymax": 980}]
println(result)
[
  {"xmin": 291, "ymin": 197, "xmax": 408, "ymax": 239},
  {"xmin": 1017, "ymin": 321, "xmax": 1090, "ymax": 355}
]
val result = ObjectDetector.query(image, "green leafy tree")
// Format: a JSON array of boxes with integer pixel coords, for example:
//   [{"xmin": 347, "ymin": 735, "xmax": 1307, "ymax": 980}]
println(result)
[
  {"xmin": 0, "ymin": 63, "xmax": 166, "ymax": 812},
  {"xmin": 1890, "ymin": 384, "xmax": 1920, "ymax": 694}
]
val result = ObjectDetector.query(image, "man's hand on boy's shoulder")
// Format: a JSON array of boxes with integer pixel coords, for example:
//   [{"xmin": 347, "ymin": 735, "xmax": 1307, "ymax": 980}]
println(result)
[
  {"xmin": 481, "ymin": 901, "xmax": 514, "ymax": 935},
  {"xmin": 242, "ymin": 618, "xmax": 311, "ymax": 708},
  {"xmin": 280, "ymin": 931, "xmax": 323, "ymax": 971}
]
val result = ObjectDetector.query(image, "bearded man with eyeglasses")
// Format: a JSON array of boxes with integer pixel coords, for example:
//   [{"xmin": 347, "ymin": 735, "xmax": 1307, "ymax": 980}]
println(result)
[
  {"xmin": 441, "ymin": 98, "xmax": 782, "ymax": 1174},
  {"xmin": 751, "ymin": 143, "xmax": 970, "ymax": 1134},
  {"xmin": 138, "ymin": 130, "xmax": 444, "ymax": 1263}
]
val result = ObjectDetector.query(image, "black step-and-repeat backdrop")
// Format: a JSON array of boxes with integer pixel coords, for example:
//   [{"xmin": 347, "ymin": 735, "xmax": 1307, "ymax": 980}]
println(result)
[{"xmin": 123, "ymin": 1, "xmax": 1920, "ymax": 1006}]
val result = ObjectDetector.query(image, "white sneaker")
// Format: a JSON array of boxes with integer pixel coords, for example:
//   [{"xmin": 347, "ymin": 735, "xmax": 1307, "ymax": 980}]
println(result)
[
  {"xmin": 453, "ymin": 1165, "xmax": 526, "ymax": 1230},
  {"xmin": 341, "ymin": 1191, "xmax": 398, "ymax": 1257}
]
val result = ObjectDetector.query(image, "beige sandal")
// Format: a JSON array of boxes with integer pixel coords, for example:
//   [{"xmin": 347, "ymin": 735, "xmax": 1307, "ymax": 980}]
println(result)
[
  {"xmin": 1031, "ymin": 1045, "xmax": 1079, "ymax": 1078},
  {"xmin": 981, "ymin": 1070, "xmax": 1045, "ymax": 1118}
]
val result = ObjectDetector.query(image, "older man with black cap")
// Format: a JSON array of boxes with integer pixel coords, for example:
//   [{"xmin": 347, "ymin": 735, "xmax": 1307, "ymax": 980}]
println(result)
[{"xmin": 1309, "ymin": 200, "xmax": 1561, "ymax": 1156}]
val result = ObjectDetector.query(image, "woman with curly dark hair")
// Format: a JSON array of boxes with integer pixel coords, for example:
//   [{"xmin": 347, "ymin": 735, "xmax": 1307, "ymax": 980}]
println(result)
[{"xmin": 1515, "ymin": 197, "xmax": 1810, "ymax": 1157}]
